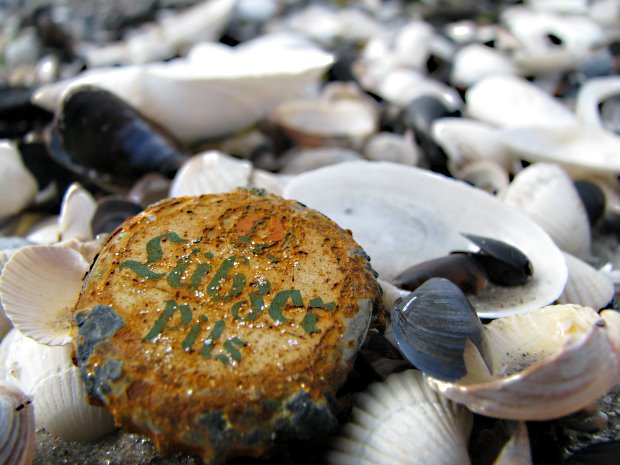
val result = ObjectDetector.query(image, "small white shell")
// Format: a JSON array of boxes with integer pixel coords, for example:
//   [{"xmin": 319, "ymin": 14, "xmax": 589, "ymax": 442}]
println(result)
[
  {"xmin": 0, "ymin": 141, "xmax": 38, "ymax": 222},
  {"xmin": 499, "ymin": 125, "xmax": 620, "ymax": 175},
  {"xmin": 575, "ymin": 76, "xmax": 620, "ymax": 130},
  {"xmin": 450, "ymin": 43, "xmax": 518, "ymax": 89},
  {"xmin": 58, "ymin": 183, "xmax": 97, "ymax": 242},
  {"xmin": 465, "ymin": 75, "xmax": 576, "ymax": 129},
  {"xmin": 427, "ymin": 304, "xmax": 620, "ymax": 420},
  {"xmin": 558, "ymin": 252, "xmax": 615, "ymax": 310},
  {"xmin": 327, "ymin": 369, "xmax": 473, "ymax": 465},
  {"xmin": 2, "ymin": 329, "xmax": 115, "ymax": 441},
  {"xmin": 249, "ymin": 169, "xmax": 293, "ymax": 196},
  {"xmin": 169, "ymin": 150, "xmax": 253, "ymax": 197},
  {"xmin": 284, "ymin": 160, "xmax": 567, "ymax": 318},
  {"xmin": 501, "ymin": 162, "xmax": 592, "ymax": 259},
  {"xmin": 0, "ymin": 381, "xmax": 35, "ymax": 465},
  {"xmin": 278, "ymin": 147, "xmax": 363, "ymax": 174},
  {"xmin": 453, "ymin": 159, "xmax": 510, "ymax": 196},
  {"xmin": 0, "ymin": 244, "xmax": 90, "ymax": 345},
  {"xmin": 364, "ymin": 132, "xmax": 420, "ymax": 166}
]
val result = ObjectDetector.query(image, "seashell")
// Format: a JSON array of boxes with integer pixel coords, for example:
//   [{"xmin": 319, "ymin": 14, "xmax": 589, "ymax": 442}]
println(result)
[
  {"xmin": 499, "ymin": 124, "xmax": 620, "ymax": 175},
  {"xmin": 455, "ymin": 159, "xmax": 511, "ymax": 196},
  {"xmin": 558, "ymin": 252, "xmax": 614, "ymax": 310},
  {"xmin": 283, "ymin": 160, "xmax": 567, "ymax": 318},
  {"xmin": 326, "ymin": 369, "xmax": 473, "ymax": 465},
  {"xmin": 58, "ymin": 182, "xmax": 97, "ymax": 242},
  {"xmin": 450, "ymin": 43, "xmax": 518, "ymax": 89},
  {"xmin": 80, "ymin": 0, "xmax": 236, "ymax": 66},
  {"xmin": 0, "ymin": 243, "xmax": 90, "ymax": 345},
  {"xmin": 501, "ymin": 162, "xmax": 592, "ymax": 259},
  {"xmin": 432, "ymin": 117, "xmax": 517, "ymax": 174},
  {"xmin": 32, "ymin": 35, "xmax": 334, "ymax": 144},
  {"xmin": 392, "ymin": 20, "xmax": 438, "ymax": 70},
  {"xmin": 527, "ymin": 0, "xmax": 589, "ymax": 14},
  {"xmin": 278, "ymin": 147, "xmax": 364, "ymax": 175},
  {"xmin": 53, "ymin": 85, "xmax": 188, "ymax": 188},
  {"xmin": 2, "ymin": 329, "xmax": 115, "ymax": 441},
  {"xmin": 363, "ymin": 132, "xmax": 420, "ymax": 166},
  {"xmin": 0, "ymin": 380, "xmax": 35, "ymax": 465},
  {"xmin": 500, "ymin": 6, "xmax": 605, "ymax": 74},
  {"xmin": 169, "ymin": 150, "xmax": 252, "ymax": 197},
  {"xmin": 127, "ymin": 173, "xmax": 171, "ymax": 207},
  {"xmin": 426, "ymin": 304, "xmax": 620, "ymax": 420},
  {"xmin": 574, "ymin": 76, "xmax": 620, "ymax": 130},
  {"xmin": 465, "ymin": 75, "xmax": 576, "ymax": 129},
  {"xmin": 391, "ymin": 278, "xmax": 488, "ymax": 381},
  {"xmin": 377, "ymin": 278, "xmax": 409, "ymax": 312},
  {"xmin": 0, "ymin": 141, "xmax": 38, "ymax": 222},
  {"xmin": 492, "ymin": 421, "xmax": 532, "ymax": 465},
  {"xmin": 270, "ymin": 82, "xmax": 379, "ymax": 150},
  {"xmin": 91, "ymin": 197, "xmax": 143, "ymax": 236}
]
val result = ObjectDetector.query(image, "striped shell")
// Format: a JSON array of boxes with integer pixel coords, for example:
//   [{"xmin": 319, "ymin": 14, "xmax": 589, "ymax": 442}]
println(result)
[{"xmin": 0, "ymin": 381, "xmax": 35, "ymax": 465}]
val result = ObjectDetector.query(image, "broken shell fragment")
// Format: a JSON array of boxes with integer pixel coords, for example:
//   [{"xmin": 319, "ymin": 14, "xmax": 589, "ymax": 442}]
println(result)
[
  {"xmin": 0, "ymin": 380, "xmax": 35, "ymax": 465},
  {"xmin": 391, "ymin": 278, "xmax": 488, "ymax": 381},
  {"xmin": 427, "ymin": 304, "xmax": 620, "ymax": 420},
  {"xmin": 327, "ymin": 369, "xmax": 473, "ymax": 465}
]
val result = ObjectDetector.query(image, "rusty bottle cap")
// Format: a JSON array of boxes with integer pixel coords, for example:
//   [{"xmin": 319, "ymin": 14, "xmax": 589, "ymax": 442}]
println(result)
[{"xmin": 72, "ymin": 188, "xmax": 382, "ymax": 463}]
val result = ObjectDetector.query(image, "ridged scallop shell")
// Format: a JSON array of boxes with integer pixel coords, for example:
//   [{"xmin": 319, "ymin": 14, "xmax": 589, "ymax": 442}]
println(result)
[
  {"xmin": 0, "ymin": 141, "xmax": 38, "ymax": 222},
  {"xmin": 58, "ymin": 183, "xmax": 97, "ymax": 242},
  {"xmin": 0, "ymin": 381, "xmax": 35, "ymax": 465},
  {"xmin": 558, "ymin": 252, "xmax": 614, "ymax": 310},
  {"xmin": 284, "ymin": 160, "xmax": 567, "ymax": 318},
  {"xmin": 2, "ymin": 329, "xmax": 115, "ymax": 441},
  {"xmin": 33, "ymin": 35, "xmax": 334, "ymax": 144},
  {"xmin": 326, "ymin": 369, "xmax": 473, "ymax": 465},
  {"xmin": 427, "ymin": 304, "xmax": 620, "ymax": 420},
  {"xmin": 499, "ymin": 125, "xmax": 620, "ymax": 175},
  {"xmin": 465, "ymin": 75, "xmax": 576, "ymax": 129},
  {"xmin": 501, "ymin": 162, "xmax": 592, "ymax": 259},
  {"xmin": 169, "ymin": 151, "xmax": 253, "ymax": 197},
  {"xmin": 0, "ymin": 243, "xmax": 90, "ymax": 345}
]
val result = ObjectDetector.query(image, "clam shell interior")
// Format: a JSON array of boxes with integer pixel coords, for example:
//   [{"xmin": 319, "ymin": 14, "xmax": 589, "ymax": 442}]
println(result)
[{"xmin": 284, "ymin": 160, "xmax": 567, "ymax": 317}]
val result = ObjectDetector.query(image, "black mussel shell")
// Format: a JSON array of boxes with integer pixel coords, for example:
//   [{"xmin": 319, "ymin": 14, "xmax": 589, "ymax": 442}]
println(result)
[
  {"xmin": 392, "ymin": 254, "xmax": 488, "ymax": 294},
  {"xmin": 463, "ymin": 233, "xmax": 533, "ymax": 286},
  {"xmin": 391, "ymin": 277, "xmax": 487, "ymax": 381},
  {"xmin": 91, "ymin": 197, "xmax": 143, "ymax": 235},
  {"xmin": 574, "ymin": 180, "xmax": 606, "ymax": 227},
  {"xmin": 55, "ymin": 86, "xmax": 187, "ymax": 182}
]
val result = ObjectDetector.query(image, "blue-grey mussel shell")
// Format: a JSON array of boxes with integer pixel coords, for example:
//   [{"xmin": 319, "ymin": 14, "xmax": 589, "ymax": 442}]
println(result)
[
  {"xmin": 52, "ymin": 85, "xmax": 187, "ymax": 184},
  {"xmin": 391, "ymin": 277, "xmax": 488, "ymax": 381}
]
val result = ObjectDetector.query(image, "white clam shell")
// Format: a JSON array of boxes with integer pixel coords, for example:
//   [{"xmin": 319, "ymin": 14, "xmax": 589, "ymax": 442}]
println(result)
[
  {"xmin": 0, "ymin": 244, "xmax": 90, "ymax": 345},
  {"xmin": 2, "ymin": 329, "xmax": 115, "ymax": 441},
  {"xmin": 80, "ymin": 0, "xmax": 236, "ymax": 66},
  {"xmin": 427, "ymin": 304, "xmax": 620, "ymax": 420},
  {"xmin": 465, "ymin": 75, "xmax": 576, "ymax": 129},
  {"xmin": 450, "ymin": 43, "xmax": 518, "ymax": 89},
  {"xmin": 558, "ymin": 252, "xmax": 615, "ymax": 310},
  {"xmin": 169, "ymin": 150, "xmax": 252, "ymax": 197},
  {"xmin": 283, "ymin": 160, "xmax": 567, "ymax": 318},
  {"xmin": 33, "ymin": 36, "xmax": 334, "ymax": 144},
  {"xmin": 501, "ymin": 163, "xmax": 592, "ymax": 259},
  {"xmin": 58, "ymin": 183, "xmax": 97, "ymax": 242},
  {"xmin": 0, "ymin": 380, "xmax": 35, "ymax": 465},
  {"xmin": 499, "ymin": 125, "xmax": 620, "ymax": 175},
  {"xmin": 278, "ymin": 147, "xmax": 363, "ymax": 174},
  {"xmin": 0, "ymin": 141, "xmax": 38, "ymax": 222},
  {"xmin": 432, "ymin": 117, "xmax": 517, "ymax": 174},
  {"xmin": 327, "ymin": 369, "xmax": 472, "ymax": 465},
  {"xmin": 454, "ymin": 159, "xmax": 510, "ymax": 196},
  {"xmin": 575, "ymin": 76, "xmax": 620, "ymax": 130},
  {"xmin": 364, "ymin": 132, "xmax": 420, "ymax": 166}
]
